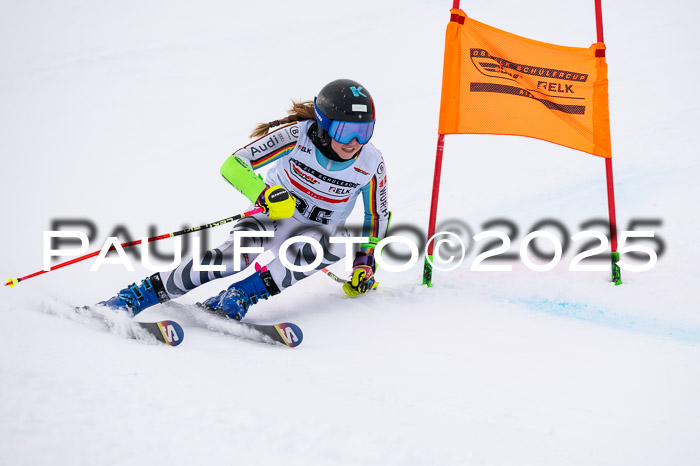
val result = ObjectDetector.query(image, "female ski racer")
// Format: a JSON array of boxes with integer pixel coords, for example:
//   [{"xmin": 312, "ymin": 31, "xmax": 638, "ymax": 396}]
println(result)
[{"xmin": 99, "ymin": 79, "xmax": 390, "ymax": 321}]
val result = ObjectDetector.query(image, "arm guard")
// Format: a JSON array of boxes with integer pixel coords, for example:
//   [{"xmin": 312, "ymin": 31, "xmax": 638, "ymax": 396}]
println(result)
[{"xmin": 220, "ymin": 155, "xmax": 267, "ymax": 203}]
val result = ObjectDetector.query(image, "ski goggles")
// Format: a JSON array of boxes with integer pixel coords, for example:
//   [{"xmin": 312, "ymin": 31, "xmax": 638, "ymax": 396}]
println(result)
[{"xmin": 314, "ymin": 99, "xmax": 375, "ymax": 145}]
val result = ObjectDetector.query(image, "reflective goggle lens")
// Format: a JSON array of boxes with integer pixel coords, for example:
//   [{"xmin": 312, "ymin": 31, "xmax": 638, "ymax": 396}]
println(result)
[{"xmin": 327, "ymin": 120, "xmax": 375, "ymax": 145}]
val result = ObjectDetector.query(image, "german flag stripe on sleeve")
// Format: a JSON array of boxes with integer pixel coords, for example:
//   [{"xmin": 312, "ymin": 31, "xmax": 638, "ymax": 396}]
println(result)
[
  {"xmin": 367, "ymin": 175, "xmax": 380, "ymax": 238},
  {"xmin": 251, "ymin": 142, "xmax": 296, "ymax": 169}
]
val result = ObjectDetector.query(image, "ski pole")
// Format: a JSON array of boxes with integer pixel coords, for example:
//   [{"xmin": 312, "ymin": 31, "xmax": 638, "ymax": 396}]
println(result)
[
  {"xmin": 323, "ymin": 267, "xmax": 380, "ymax": 293},
  {"xmin": 5, "ymin": 207, "xmax": 264, "ymax": 288},
  {"xmin": 322, "ymin": 268, "xmax": 348, "ymax": 284}
]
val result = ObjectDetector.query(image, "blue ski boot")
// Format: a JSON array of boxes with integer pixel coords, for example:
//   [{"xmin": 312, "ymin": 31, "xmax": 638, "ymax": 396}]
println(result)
[
  {"xmin": 99, "ymin": 273, "xmax": 170, "ymax": 315},
  {"xmin": 202, "ymin": 267, "xmax": 280, "ymax": 320}
]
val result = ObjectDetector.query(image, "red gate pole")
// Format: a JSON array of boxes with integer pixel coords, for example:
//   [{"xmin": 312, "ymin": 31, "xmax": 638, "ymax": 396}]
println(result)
[
  {"xmin": 422, "ymin": 0, "xmax": 462, "ymax": 286},
  {"xmin": 422, "ymin": 134, "xmax": 446, "ymax": 286},
  {"xmin": 595, "ymin": 0, "xmax": 622, "ymax": 285}
]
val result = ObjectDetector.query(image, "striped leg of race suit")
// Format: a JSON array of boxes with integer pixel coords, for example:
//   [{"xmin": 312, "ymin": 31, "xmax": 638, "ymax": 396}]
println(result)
[{"xmin": 159, "ymin": 213, "xmax": 350, "ymax": 299}]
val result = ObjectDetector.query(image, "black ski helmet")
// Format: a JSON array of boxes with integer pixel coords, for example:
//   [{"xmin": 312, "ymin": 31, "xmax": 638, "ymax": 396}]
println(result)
[
  {"xmin": 315, "ymin": 79, "xmax": 375, "ymax": 124},
  {"xmin": 314, "ymin": 79, "xmax": 376, "ymax": 145}
]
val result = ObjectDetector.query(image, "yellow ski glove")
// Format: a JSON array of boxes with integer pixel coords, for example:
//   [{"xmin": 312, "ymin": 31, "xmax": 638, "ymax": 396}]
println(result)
[
  {"xmin": 342, "ymin": 253, "xmax": 379, "ymax": 297},
  {"xmin": 256, "ymin": 185, "xmax": 296, "ymax": 220}
]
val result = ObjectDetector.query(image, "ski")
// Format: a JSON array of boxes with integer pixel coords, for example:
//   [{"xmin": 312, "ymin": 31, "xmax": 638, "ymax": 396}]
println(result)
[
  {"xmin": 235, "ymin": 320, "xmax": 303, "ymax": 348},
  {"xmin": 135, "ymin": 320, "xmax": 185, "ymax": 346},
  {"xmin": 75, "ymin": 306, "xmax": 184, "ymax": 346},
  {"xmin": 198, "ymin": 303, "xmax": 303, "ymax": 348},
  {"xmin": 164, "ymin": 302, "xmax": 303, "ymax": 348}
]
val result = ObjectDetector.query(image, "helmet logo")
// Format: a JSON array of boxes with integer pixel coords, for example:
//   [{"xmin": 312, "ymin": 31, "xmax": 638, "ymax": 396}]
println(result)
[{"xmin": 350, "ymin": 86, "xmax": 367, "ymax": 98}]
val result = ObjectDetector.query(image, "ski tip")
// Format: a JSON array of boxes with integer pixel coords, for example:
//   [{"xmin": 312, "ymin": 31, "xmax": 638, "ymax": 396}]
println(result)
[
  {"xmin": 274, "ymin": 322, "xmax": 303, "ymax": 348},
  {"xmin": 156, "ymin": 320, "xmax": 185, "ymax": 346}
]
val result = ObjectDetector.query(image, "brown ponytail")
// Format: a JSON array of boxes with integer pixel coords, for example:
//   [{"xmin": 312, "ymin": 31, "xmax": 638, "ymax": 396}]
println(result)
[{"xmin": 249, "ymin": 100, "xmax": 316, "ymax": 138}]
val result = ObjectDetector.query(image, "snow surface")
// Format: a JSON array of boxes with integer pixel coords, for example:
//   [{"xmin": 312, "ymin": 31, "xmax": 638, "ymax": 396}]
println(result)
[{"xmin": 2, "ymin": 0, "xmax": 700, "ymax": 465}]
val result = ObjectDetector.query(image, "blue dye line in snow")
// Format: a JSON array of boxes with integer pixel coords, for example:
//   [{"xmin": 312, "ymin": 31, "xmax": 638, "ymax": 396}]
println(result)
[{"xmin": 512, "ymin": 297, "xmax": 700, "ymax": 345}]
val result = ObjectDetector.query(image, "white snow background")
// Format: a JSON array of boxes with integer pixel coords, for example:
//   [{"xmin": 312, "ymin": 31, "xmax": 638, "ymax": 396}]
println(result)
[{"xmin": 1, "ymin": 0, "xmax": 699, "ymax": 465}]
